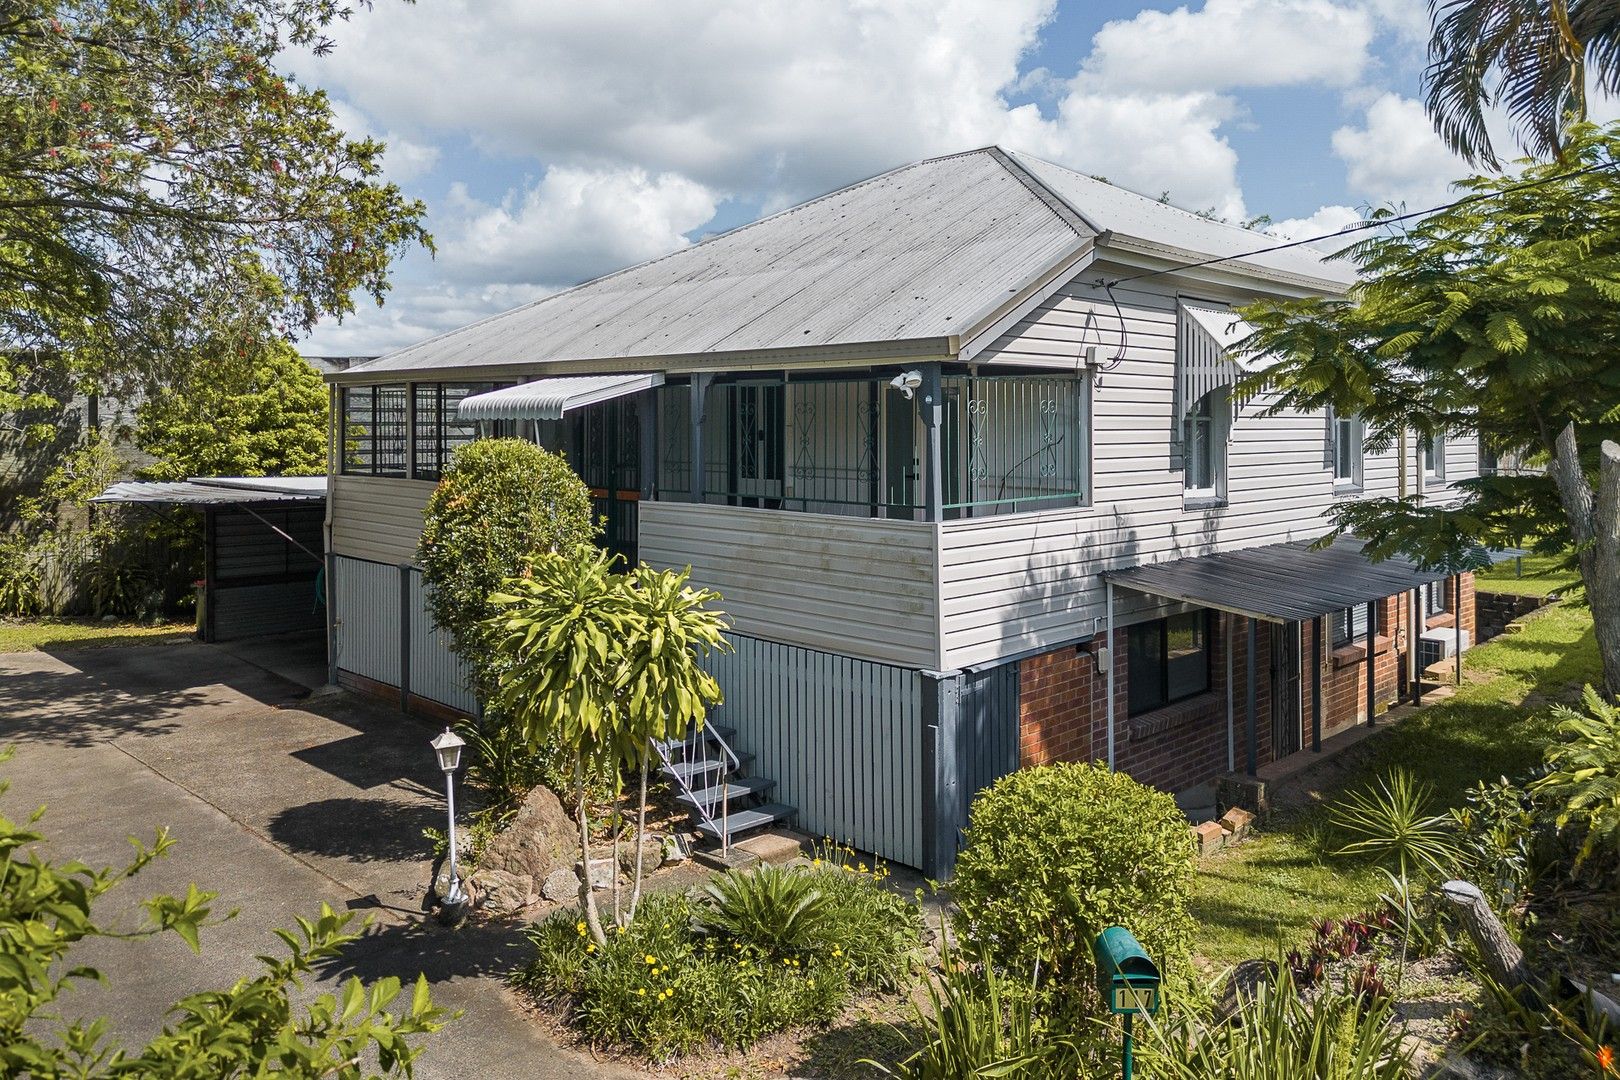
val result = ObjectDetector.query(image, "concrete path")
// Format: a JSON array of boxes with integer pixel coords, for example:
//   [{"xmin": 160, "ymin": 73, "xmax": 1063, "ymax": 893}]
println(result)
[{"xmin": 0, "ymin": 638, "xmax": 636, "ymax": 1079}]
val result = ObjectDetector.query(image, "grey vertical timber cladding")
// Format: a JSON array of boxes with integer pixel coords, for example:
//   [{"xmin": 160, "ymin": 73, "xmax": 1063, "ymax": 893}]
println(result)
[
  {"xmin": 408, "ymin": 569, "xmax": 476, "ymax": 712},
  {"xmin": 332, "ymin": 555, "xmax": 401, "ymax": 687},
  {"xmin": 703, "ymin": 633, "xmax": 923, "ymax": 869},
  {"xmin": 959, "ymin": 663, "xmax": 1020, "ymax": 804}
]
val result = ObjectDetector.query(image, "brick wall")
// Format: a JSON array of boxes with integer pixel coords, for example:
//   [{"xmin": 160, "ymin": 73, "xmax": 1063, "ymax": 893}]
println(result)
[
  {"xmin": 1015, "ymin": 574, "xmax": 1478, "ymax": 795},
  {"xmin": 1018, "ymin": 615, "xmax": 1274, "ymax": 794}
]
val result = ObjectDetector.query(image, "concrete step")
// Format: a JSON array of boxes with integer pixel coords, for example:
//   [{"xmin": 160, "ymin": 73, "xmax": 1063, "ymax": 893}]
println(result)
[
  {"xmin": 677, "ymin": 775, "xmax": 776, "ymax": 813},
  {"xmin": 661, "ymin": 752, "xmax": 753, "ymax": 787},
  {"xmin": 696, "ymin": 802, "xmax": 797, "ymax": 843}
]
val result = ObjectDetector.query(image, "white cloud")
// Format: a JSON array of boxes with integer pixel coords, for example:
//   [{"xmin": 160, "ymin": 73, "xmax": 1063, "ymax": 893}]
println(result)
[
  {"xmin": 298, "ymin": 0, "xmax": 1433, "ymax": 353},
  {"xmin": 327, "ymin": 99, "xmax": 440, "ymax": 182},
  {"xmin": 441, "ymin": 166, "xmax": 720, "ymax": 286},
  {"xmin": 1266, "ymin": 204, "xmax": 1365, "ymax": 252},
  {"xmin": 1084, "ymin": 0, "xmax": 1376, "ymax": 92},
  {"xmin": 1332, "ymin": 93, "xmax": 1463, "ymax": 207}
]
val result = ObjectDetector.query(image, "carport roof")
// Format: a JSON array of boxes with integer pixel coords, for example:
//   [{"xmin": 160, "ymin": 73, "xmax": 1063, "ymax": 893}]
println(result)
[
  {"xmin": 1104, "ymin": 537, "xmax": 1490, "ymax": 624},
  {"xmin": 92, "ymin": 476, "xmax": 327, "ymax": 507}
]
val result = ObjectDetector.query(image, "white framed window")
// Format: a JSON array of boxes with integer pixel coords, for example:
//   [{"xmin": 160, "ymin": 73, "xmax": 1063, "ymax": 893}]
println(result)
[
  {"xmin": 1333, "ymin": 412, "xmax": 1363, "ymax": 489},
  {"xmin": 1183, "ymin": 391, "xmax": 1227, "ymax": 504},
  {"xmin": 1424, "ymin": 434, "xmax": 1446, "ymax": 479}
]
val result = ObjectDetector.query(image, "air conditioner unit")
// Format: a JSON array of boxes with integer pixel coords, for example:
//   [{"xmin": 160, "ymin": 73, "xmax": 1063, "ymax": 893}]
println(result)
[{"xmin": 1418, "ymin": 627, "xmax": 1471, "ymax": 670}]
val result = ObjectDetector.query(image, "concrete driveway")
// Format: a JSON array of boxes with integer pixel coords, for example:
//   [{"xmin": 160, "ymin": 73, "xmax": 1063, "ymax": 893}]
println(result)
[{"xmin": 0, "ymin": 635, "xmax": 635, "ymax": 1079}]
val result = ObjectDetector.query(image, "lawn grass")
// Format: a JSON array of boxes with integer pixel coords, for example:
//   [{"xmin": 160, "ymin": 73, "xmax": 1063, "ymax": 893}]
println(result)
[
  {"xmin": 1189, "ymin": 596, "xmax": 1600, "ymax": 967},
  {"xmin": 1476, "ymin": 551, "xmax": 1583, "ymax": 597},
  {"xmin": 0, "ymin": 617, "xmax": 193, "ymax": 653}
]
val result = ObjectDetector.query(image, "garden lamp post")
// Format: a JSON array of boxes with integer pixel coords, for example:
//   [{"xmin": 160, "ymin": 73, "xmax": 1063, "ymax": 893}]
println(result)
[{"xmin": 430, "ymin": 727, "xmax": 467, "ymax": 908}]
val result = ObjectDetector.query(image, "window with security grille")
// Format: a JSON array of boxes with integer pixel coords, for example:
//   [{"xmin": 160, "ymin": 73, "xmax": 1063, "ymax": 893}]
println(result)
[{"xmin": 340, "ymin": 385, "xmax": 408, "ymax": 477}]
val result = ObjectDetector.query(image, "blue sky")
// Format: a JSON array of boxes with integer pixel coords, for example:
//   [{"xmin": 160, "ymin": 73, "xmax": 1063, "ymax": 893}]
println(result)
[{"xmin": 297, "ymin": 0, "xmax": 1482, "ymax": 356}]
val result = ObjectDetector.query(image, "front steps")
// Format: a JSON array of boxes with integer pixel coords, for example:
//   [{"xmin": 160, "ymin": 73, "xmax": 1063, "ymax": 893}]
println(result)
[{"xmin": 654, "ymin": 723, "xmax": 795, "ymax": 848}]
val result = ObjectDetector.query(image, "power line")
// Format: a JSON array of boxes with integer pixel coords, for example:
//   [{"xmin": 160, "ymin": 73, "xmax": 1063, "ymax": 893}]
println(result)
[{"xmin": 1100, "ymin": 156, "xmax": 1620, "ymax": 289}]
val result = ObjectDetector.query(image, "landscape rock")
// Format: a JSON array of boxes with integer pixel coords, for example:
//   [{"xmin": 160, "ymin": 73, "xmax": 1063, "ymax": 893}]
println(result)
[
  {"xmin": 541, "ymin": 866, "xmax": 580, "ymax": 902},
  {"xmin": 473, "ymin": 868, "xmax": 535, "ymax": 915},
  {"xmin": 476, "ymin": 785, "xmax": 575, "ymax": 882},
  {"xmin": 1214, "ymin": 959, "xmax": 1278, "ymax": 1021},
  {"xmin": 618, "ymin": 835, "xmax": 665, "ymax": 875},
  {"xmin": 1192, "ymin": 820, "xmax": 1226, "ymax": 857},
  {"xmin": 583, "ymin": 857, "xmax": 617, "ymax": 890}
]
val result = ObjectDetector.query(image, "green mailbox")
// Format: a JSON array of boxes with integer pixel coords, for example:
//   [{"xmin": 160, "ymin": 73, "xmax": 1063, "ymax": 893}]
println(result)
[{"xmin": 1093, "ymin": 926, "xmax": 1161, "ymax": 1016}]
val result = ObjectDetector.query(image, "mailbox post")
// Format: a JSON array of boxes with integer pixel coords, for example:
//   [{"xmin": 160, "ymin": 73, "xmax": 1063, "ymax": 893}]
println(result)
[{"xmin": 1093, "ymin": 926, "xmax": 1161, "ymax": 1080}]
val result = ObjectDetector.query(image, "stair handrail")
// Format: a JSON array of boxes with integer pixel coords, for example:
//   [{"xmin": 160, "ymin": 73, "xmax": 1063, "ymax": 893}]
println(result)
[{"xmin": 649, "ymin": 721, "xmax": 734, "ymax": 850}]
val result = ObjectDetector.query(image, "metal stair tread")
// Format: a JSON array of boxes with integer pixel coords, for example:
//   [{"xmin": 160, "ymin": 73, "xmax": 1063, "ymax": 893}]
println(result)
[
  {"xmin": 653, "ymin": 724, "xmax": 736, "ymax": 755},
  {"xmin": 677, "ymin": 775, "xmax": 776, "ymax": 810},
  {"xmin": 695, "ymin": 802, "xmax": 797, "ymax": 841},
  {"xmin": 660, "ymin": 752, "xmax": 753, "ymax": 785}
]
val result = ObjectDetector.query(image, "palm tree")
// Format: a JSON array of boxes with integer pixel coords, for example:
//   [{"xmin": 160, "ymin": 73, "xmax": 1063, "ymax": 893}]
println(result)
[{"xmin": 1425, "ymin": 0, "xmax": 1620, "ymax": 165}]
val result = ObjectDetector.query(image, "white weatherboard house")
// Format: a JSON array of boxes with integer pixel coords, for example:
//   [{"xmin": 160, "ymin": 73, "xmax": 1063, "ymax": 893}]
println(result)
[{"xmin": 324, "ymin": 148, "xmax": 1484, "ymax": 876}]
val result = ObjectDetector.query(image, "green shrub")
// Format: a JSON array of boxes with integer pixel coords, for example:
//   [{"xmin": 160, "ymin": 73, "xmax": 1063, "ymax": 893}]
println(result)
[
  {"xmin": 416, "ymin": 437, "xmax": 596, "ymax": 698},
  {"xmin": 513, "ymin": 892, "xmax": 850, "ymax": 1061},
  {"xmin": 697, "ymin": 856, "xmax": 919, "ymax": 991},
  {"xmin": 514, "ymin": 863, "xmax": 920, "ymax": 1060},
  {"xmin": 1142, "ymin": 966, "xmax": 1412, "ymax": 1079},
  {"xmin": 1534, "ymin": 684, "xmax": 1620, "ymax": 871},
  {"xmin": 0, "ymin": 534, "xmax": 40, "ymax": 616},
  {"xmin": 950, "ymin": 762, "xmax": 1194, "ymax": 1003},
  {"xmin": 699, "ymin": 864, "xmax": 836, "ymax": 957},
  {"xmin": 455, "ymin": 717, "xmax": 551, "ymax": 821},
  {"xmin": 869, "ymin": 932, "xmax": 1089, "ymax": 1080}
]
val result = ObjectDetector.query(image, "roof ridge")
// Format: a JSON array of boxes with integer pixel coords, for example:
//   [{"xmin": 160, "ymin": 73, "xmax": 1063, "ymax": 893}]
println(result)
[
  {"xmin": 345, "ymin": 151, "xmax": 1021, "ymax": 375},
  {"xmin": 1005, "ymin": 149, "xmax": 1293, "ymax": 245},
  {"xmin": 987, "ymin": 147, "xmax": 1102, "ymax": 239}
]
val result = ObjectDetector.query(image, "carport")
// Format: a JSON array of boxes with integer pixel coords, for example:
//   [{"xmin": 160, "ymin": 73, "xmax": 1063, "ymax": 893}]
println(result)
[{"xmin": 92, "ymin": 476, "xmax": 326, "ymax": 643}]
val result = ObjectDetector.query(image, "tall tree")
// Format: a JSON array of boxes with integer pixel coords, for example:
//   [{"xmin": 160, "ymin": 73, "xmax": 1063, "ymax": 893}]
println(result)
[
  {"xmin": 135, "ymin": 342, "xmax": 328, "ymax": 480},
  {"xmin": 1425, "ymin": 0, "xmax": 1620, "ymax": 165},
  {"xmin": 0, "ymin": 0, "xmax": 430, "ymax": 408},
  {"xmin": 1237, "ymin": 123, "xmax": 1620, "ymax": 698}
]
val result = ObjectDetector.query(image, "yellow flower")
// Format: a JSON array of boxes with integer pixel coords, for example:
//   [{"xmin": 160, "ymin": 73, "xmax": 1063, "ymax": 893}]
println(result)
[
  {"xmin": 645, "ymin": 954, "xmax": 659, "ymax": 965},
  {"xmin": 575, "ymin": 921, "xmax": 586, "ymax": 935},
  {"xmin": 792, "ymin": 958, "xmax": 800, "ymax": 967},
  {"xmin": 783, "ymin": 958, "xmax": 792, "ymax": 966},
  {"xmin": 832, "ymin": 948, "xmax": 843, "ymax": 958},
  {"xmin": 586, "ymin": 943, "xmax": 597, "ymax": 953},
  {"xmin": 637, "ymin": 988, "xmax": 646, "ymax": 996},
  {"xmin": 617, "ymin": 926, "xmax": 627, "ymax": 935},
  {"xmin": 843, "ymin": 864, "xmax": 855, "ymax": 873}
]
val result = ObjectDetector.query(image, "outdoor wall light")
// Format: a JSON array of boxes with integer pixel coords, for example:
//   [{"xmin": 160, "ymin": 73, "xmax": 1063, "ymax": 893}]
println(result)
[
  {"xmin": 430, "ymin": 727, "xmax": 468, "ymax": 910},
  {"xmin": 888, "ymin": 370, "xmax": 922, "ymax": 399}
]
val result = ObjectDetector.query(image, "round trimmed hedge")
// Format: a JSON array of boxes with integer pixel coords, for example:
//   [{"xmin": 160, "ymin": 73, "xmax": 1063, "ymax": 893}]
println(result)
[
  {"xmin": 950, "ymin": 761, "xmax": 1194, "ymax": 1002},
  {"xmin": 417, "ymin": 437, "xmax": 596, "ymax": 694}
]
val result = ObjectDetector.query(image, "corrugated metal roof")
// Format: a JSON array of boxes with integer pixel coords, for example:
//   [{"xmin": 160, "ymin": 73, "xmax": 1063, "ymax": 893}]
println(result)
[
  {"xmin": 459, "ymin": 373, "xmax": 664, "ymax": 420},
  {"xmin": 1006, "ymin": 151, "xmax": 1358, "ymax": 290},
  {"xmin": 92, "ymin": 476, "xmax": 327, "ymax": 506},
  {"xmin": 343, "ymin": 146, "xmax": 1354, "ymax": 379},
  {"xmin": 1105, "ymin": 537, "xmax": 1478, "ymax": 623}
]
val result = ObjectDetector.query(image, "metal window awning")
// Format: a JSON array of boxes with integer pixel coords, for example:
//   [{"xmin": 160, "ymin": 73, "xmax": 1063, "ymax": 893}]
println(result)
[
  {"xmin": 1176, "ymin": 301, "xmax": 1262, "ymax": 416},
  {"xmin": 457, "ymin": 372, "xmax": 665, "ymax": 421},
  {"xmin": 1104, "ymin": 536, "xmax": 1487, "ymax": 624},
  {"xmin": 91, "ymin": 476, "xmax": 327, "ymax": 507}
]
